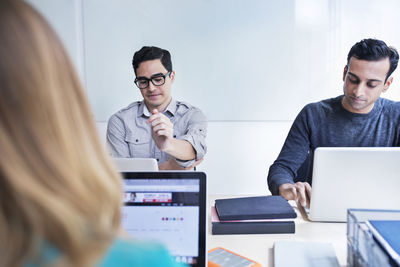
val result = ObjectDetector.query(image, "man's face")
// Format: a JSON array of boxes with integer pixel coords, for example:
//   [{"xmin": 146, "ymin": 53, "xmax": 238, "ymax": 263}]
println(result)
[
  {"xmin": 136, "ymin": 59, "xmax": 174, "ymax": 112},
  {"xmin": 342, "ymin": 57, "xmax": 393, "ymax": 114}
]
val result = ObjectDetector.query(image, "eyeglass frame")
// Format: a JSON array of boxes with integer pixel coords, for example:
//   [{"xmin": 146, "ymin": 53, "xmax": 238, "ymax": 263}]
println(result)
[{"xmin": 134, "ymin": 71, "xmax": 172, "ymax": 89}]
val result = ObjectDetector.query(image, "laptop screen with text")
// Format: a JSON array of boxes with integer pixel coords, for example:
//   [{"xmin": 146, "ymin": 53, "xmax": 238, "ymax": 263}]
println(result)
[{"xmin": 121, "ymin": 172, "xmax": 206, "ymax": 267}]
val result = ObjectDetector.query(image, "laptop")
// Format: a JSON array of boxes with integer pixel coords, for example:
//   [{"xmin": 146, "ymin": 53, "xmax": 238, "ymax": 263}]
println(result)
[
  {"xmin": 113, "ymin": 158, "xmax": 158, "ymax": 171},
  {"xmin": 121, "ymin": 171, "xmax": 206, "ymax": 266},
  {"xmin": 308, "ymin": 147, "xmax": 400, "ymax": 222}
]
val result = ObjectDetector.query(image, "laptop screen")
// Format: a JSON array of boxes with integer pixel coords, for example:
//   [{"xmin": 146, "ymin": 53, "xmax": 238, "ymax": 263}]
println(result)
[
  {"xmin": 121, "ymin": 171, "xmax": 206, "ymax": 266},
  {"xmin": 309, "ymin": 147, "xmax": 400, "ymax": 222}
]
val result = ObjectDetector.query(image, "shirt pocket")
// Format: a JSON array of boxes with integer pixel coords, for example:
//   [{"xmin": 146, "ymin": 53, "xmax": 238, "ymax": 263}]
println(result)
[
  {"xmin": 172, "ymin": 125, "xmax": 186, "ymax": 139},
  {"xmin": 125, "ymin": 132, "xmax": 151, "ymax": 158}
]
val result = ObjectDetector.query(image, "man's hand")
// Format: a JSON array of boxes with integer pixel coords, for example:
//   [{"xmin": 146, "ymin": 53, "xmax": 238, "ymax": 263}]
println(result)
[
  {"xmin": 147, "ymin": 109, "xmax": 174, "ymax": 151},
  {"xmin": 159, "ymin": 158, "xmax": 204, "ymax": 170},
  {"xmin": 147, "ymin": 109, "xmax": 196, "ymax": 160},
  {"xmin": 279, "ymin": 182, "xmax": 311, "ymax": 207}
]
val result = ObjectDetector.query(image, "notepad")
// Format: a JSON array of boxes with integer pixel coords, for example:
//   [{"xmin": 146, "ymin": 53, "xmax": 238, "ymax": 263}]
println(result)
[{"xmin": 274, "ymin": 241, "xmax": 340, "ymax": 267}]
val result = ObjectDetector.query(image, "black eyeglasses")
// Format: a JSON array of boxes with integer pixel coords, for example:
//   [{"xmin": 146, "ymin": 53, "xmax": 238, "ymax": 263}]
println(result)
[{"xmin": 134, "ymin": 71, "xmax": 171, "ymax": 89}]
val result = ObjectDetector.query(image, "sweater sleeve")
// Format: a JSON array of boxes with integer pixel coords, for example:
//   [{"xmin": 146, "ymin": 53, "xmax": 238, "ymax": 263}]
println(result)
[{"xmin": 267, "ymin": 105, "xmax": 313, "ymax": 195}]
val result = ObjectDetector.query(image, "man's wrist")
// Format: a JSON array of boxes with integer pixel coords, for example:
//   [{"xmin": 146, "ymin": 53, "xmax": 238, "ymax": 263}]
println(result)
[
  {"xmin": 278, "ymin": 182, "xmax": 294, "ymax": 195},
  {"xmin": 161, "ymin": 138, "xmax": 175, "ymax": 154}
]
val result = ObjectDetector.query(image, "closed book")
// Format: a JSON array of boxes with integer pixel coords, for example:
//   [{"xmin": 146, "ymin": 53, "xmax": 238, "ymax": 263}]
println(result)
[
  {"xmin": 367, "ymin": 220, "xmax": 400, "ymax": 266},
  {"xmin": 211, "ymin": 206, "xmax": 295, "ymax": 235},
  {"xmin": 215, "ymin": 195, "xmax": 296, "ymax": 221}
]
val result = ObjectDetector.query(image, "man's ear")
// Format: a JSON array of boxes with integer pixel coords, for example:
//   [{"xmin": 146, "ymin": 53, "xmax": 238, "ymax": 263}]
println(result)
[
  {"xmin": 383, "ymin": 76, "xmax": 393, "ymax": 92},
  {"xmin": 343, "ymin": 65, "xmax": 348, "ymax": 82},
  {"xmin": 170, "ymin": 71, "xmax": 175, "ymax": 83}
]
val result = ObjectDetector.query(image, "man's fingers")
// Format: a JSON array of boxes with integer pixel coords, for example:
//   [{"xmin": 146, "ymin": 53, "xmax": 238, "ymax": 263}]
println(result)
[
  {"xmin": 154, "ymin": 129, "xmax": 169, "ymax": 137},
  {"xmin": 148, "ymin": 115, "xmax": 173, "ymax": 129},
  {"xmin": 295, "ymin": 183, "xmax": 307, "ymax": 207},
  {"xmin": 147, "ymin": 114, "xmax": 162, "ymax": 125},
  {"xmin": 152, "ymin": 123, "xmax": 170, "ymax": 133},
  {"xmin": 147, "ymin": 111, "xmax": 164, "ymax": 124},
  {"xmin": 280, "ymin": 185, "xmax": 298, "ymax": 201},
  {"xmin": 304, "ymin": 182, "xmax": 312, "ymax": 207}
]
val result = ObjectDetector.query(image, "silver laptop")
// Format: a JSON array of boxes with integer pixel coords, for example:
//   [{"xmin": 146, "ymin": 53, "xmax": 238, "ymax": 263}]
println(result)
[
  {"xmin": 113, "ymin": 158, "xmax": 158, "ymax": 171},
  {"xmin": 308, "ymin": 147, "xmax": 400, "ymax": 222},
  {"xmin": 121, "ymin": 171, "xmax": 207, "ymax": 266}
]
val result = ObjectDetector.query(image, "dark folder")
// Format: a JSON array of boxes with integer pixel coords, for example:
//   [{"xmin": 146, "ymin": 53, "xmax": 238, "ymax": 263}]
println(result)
[
  {"xmin": 215, "ymin": 196, "xmax": 297, "ymax": 221},
  {"xmin": 211, "ymin": 206, "xmax": 295, "ymax": 235},
  {"xmin": 212, "ymin": 219, "xmax": 295, "ymax": 235}
]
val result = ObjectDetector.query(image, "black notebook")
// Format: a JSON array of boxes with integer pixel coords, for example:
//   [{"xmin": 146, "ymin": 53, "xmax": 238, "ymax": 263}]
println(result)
[
  {"xmin": 215, "ymin": 195, "xmax": 297, "ymax": 221},
  {"xmin": 211, "ymin": 206, "xmax": 295, "ymax": 235}
]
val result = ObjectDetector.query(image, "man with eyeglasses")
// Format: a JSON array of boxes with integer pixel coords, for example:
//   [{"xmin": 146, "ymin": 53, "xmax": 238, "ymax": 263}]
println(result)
[{"xmin": 107, "ymin": 46, "xmax": 207, "ymax": 170}]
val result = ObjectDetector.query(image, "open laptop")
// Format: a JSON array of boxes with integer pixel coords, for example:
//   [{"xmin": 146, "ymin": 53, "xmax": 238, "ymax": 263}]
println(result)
[
  {"xmin": 113, "ymin": 158, "xmax": 158, "ymax": 171},
  {"xmin": 121, "ymin": 171, "xmax": 206, "ymax": 266},
  {"xmin": 307, "ymin": 147, "xmax": 400, "ymax": 222}
]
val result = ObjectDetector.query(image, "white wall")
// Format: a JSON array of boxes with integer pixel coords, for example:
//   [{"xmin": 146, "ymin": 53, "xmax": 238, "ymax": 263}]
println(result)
[
  {"xmin": 30, "ymin": 0, "xmax": 400, "ymax": 195},
  {"xmin": 97, "ymin": 121, "xmax": 292, "ymax": 195}
]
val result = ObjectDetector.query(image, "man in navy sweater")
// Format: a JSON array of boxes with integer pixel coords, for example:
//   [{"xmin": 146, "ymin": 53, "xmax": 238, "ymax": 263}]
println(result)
[{"xmin": 267, "ymin": 38, "xmax": 400, "ymax": 207}]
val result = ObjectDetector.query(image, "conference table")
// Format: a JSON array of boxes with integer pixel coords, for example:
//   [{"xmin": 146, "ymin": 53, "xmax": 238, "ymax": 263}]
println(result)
[{"xmin": 207, "ymin": 195, "xmax": 348, "ymax": 267}]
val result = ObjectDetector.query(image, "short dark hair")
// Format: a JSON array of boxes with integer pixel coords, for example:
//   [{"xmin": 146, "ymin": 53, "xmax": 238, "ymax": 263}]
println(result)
[
  {"xmin": 132, "ymin": 46, "xmax": 172, "ymax": 76},
  {"xmin": 347, "ymin": 38, "xmax": 399, "ymax": 81}
]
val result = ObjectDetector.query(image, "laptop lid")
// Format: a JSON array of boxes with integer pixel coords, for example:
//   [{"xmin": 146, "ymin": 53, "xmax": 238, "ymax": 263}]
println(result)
[
  {"xmin": 113, "ymin": 158, "xmax": 158, "ymax": 171},
  {"xmin": 309, "ymin": 147, "xmax": 400, "ymax": 222},
  {"xmin": 121, "ymin": 171, "xmax": 206, "ymax": 266}
]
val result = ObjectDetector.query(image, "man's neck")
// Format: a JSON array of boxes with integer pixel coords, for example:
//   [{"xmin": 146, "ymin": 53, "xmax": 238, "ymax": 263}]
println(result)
[
  {"xmin": 145, "ymin": 97, "xmax": 172, "ymax": 113},
  {"xmin": 340, "ymin": 97, "xmax": 375, "ymax": 114}
]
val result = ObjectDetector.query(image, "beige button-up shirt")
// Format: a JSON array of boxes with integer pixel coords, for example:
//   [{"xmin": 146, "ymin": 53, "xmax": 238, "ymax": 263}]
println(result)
[{"xmin": 106, "ymin": 99, "xmax": 207, "ymax": 167}]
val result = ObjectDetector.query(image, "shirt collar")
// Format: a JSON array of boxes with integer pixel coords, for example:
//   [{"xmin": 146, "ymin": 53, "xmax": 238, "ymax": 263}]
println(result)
[
  {"xmin": 137, "ymin": 101, "xmax": 148, "ymax": 117},
  {"xmin": 138, "ymin": 98, "xmax": 177, "ymax": 118},
  {"xmin": 164, "ymin": 98, "xmax": 177, "ymax": 116}
]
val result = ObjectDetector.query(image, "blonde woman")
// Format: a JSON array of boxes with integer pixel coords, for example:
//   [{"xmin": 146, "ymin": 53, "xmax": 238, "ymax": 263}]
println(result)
[{"xmin": 0, "ymin": 1, "xmax": 186, "ymax": 266}]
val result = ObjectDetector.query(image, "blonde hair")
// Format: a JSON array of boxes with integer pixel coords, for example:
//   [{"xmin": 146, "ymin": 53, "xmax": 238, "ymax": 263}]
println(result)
[{"xmin": 0, "ymin": 1, "xmax": 122, "ymax": 266}]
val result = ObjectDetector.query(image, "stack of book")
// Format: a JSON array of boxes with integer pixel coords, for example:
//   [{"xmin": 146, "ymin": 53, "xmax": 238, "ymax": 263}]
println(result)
[{"xmin": 211, "ymin": 195, "xmax": 296, "ymax": 235}]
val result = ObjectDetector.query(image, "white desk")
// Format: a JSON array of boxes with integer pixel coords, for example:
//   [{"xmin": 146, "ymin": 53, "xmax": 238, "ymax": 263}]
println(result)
[{"xmin": 207, "ymin": 195, "xmax": 347, "ymax": 267}]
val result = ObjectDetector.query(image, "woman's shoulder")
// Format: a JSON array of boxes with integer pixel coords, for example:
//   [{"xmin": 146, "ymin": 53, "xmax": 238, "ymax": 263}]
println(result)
[{"xmin": 98, "ymin": 238, "xmax": 187, "ymax": 267}]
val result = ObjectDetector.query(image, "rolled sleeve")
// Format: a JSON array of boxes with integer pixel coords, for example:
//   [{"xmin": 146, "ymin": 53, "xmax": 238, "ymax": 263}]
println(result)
[{"xmin": 175, "ymin": 109, "xmax": 207, "ymax": 167}]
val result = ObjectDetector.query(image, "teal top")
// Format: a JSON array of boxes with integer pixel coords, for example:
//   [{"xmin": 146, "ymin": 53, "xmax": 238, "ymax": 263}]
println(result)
[
  {"xmin": 99, "ymin": 238, "xmax": 187, "ymax": 267},
  {"xmin": 25, "ymin": 238, "xmax": 188, "ymax": 267}
]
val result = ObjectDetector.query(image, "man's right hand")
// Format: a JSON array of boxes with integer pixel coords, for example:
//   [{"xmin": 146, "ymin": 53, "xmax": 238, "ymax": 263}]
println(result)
[{"xmin": 279, "ymin": 182, "xmax": 311, "ymax": 207}]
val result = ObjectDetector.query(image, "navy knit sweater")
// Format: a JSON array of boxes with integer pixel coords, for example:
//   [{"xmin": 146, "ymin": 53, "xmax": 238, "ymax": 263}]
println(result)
[{"xmin": 267, "ymin": 95, "xmax": 400, "ymax": 195}]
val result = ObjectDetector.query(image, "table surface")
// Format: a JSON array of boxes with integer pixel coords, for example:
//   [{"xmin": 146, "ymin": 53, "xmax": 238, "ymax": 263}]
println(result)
[{"xmin": 207, "ymin": 195, "xmax": 348, "ymax": 267}]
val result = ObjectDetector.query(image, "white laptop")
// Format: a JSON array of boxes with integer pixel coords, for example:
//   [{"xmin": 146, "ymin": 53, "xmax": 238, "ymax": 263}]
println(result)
[
  {"xmin": 308, "ymin": 147, "xmax": 400, "ymax": 222},
  {"xmin": 113, "ymin": 158, "xmax": 158, "ymax": 171},
  {"xmin": 121, "ymin": 171, "xmax": 207, "ymax": 266}
]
